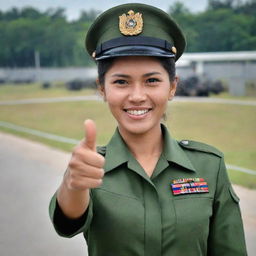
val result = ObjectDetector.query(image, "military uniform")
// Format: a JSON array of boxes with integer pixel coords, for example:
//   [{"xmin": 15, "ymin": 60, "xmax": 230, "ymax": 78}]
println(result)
[
  {"xmin": 49, "ymin": 3, "xmax": 247, "ymax": 255},
  {"xmin": 49, "ymin": 125, "xmax": 247, "ymax": 256}
]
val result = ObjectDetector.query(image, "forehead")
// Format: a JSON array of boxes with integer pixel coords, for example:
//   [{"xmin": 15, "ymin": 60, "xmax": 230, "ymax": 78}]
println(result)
[{"xmin": 107, "ymin": 56, "xmax": 167, "ymax": 74}]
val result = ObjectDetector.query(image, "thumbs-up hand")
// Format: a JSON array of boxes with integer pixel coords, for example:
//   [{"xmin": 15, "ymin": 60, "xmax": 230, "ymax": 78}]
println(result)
[{"xmin": 65, "ymin": 119, "xmax": 105, "ymax": 191}]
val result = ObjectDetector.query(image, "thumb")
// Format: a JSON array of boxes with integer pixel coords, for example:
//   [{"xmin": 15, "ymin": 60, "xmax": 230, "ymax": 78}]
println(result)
[{"xmin": 84, "ymin": 119, "xmax": 97, "ymax": 151}]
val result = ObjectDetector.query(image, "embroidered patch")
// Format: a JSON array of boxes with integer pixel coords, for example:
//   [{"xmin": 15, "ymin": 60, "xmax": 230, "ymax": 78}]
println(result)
[{"xmin": 171, "ymin": 178, "xmax": 209, "ymax": 195}]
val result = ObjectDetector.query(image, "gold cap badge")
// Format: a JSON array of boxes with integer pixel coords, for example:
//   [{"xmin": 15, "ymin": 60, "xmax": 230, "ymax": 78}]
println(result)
[{"xmin": 119, "ymin": 10, "xmax": 143, "ymax": 36}]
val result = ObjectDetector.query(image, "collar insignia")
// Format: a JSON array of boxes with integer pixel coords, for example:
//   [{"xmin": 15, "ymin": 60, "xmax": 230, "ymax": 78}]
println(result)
[
  {"xmin": 171, "ymin": 178, "xmax": 209, "ymax": 196},
  {"xmin": 119, "ymin": 10, "xmax": 143, "ymax": 36}
]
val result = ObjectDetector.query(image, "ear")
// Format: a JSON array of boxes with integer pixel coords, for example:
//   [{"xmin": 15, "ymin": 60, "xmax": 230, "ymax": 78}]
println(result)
[
  {"xmin": 96, "ymin": 78, "xmax": 106, "ymax": 101},
  {"xmin": 168, "ymin": 76, "xmax": 178, "ymax": 101}
]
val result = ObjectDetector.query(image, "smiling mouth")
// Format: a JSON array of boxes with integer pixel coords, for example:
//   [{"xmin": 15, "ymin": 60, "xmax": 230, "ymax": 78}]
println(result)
[{"xmin": 124, "ymin": 109, "xmax": 152, "ymax": 116}]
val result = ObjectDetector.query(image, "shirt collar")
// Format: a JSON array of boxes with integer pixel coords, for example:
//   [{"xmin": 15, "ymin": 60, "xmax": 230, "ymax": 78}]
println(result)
[
  {"xmin": 161, "ymin": 124, "xmax": 196, "ymax": 172},
  {"xmin": 104, "ymin": 124, "xmax": 196, "ymax": 173},
  {"xmin": 104, "ymin": 128, "xmax": 130, "ymax": 172}
]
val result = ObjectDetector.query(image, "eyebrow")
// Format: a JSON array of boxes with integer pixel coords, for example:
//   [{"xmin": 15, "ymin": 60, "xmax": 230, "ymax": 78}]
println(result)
[
  {"xmin": 111, "ymin": 74, "xmax": 130, "ymax": 78},
  {"xmin": 111, "ymin": 72, "xmax": 162, "ymax": 78},
  {"xmin": 143, "ymin": 72, "xmax": 161, "ymax": 77}
]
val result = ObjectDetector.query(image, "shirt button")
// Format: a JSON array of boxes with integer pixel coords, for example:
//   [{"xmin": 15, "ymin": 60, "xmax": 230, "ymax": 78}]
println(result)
[{"xmin": 181, "ymin": 140, "xmax": 189, "ymax": 145}]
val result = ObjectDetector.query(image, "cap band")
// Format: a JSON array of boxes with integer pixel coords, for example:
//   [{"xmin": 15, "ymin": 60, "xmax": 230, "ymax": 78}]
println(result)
[{"xmin": 96, "ymin": 36, "xmax": 173, "ymax": 56}]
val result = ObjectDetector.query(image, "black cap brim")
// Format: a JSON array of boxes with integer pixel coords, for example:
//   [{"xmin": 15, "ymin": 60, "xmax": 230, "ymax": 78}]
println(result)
[{"xmin": 95, "ymin": 45, "xmax": 175, "ymax": 60}]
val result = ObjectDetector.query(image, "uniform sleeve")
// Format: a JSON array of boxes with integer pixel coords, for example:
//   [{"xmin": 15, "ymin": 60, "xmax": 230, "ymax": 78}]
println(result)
[
  {"xmin": 207, "ymin": 157, "xmax": 247, "ymax": 256},
  {"xmin": 49, "ymin": 191, "xmax": 93, "ymax": 238}
]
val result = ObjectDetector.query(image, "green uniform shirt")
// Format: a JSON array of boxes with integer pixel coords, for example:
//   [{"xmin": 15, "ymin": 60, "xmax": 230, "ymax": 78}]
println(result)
[{"xmin": 49, "ymin": 124, "xmax": 247, "ymax": 256}]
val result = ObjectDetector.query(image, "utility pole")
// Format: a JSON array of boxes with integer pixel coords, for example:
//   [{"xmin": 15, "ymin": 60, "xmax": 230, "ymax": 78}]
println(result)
[{"xmin": 34, "ymin": 50, "xmax": 41, "ymax": 82}]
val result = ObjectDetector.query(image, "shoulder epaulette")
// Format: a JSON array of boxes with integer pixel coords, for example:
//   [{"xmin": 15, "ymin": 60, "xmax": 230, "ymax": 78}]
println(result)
[
  {"xmin": 96, "ymin": 146, "xmax": 107, "ymax": 156},
  {"xmin": 178, "ymin": 140, "xmax": 223, "ymax": 158}
]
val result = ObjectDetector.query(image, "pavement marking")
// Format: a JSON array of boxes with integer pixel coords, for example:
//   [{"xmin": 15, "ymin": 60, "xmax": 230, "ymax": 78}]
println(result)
[
  {"xmin": 0, "ymin": 96, "xmax": 256, "ymax": 106},
  {"xmin": 226, "ymin": 164, "xmax": 256, "ymax": 176},
  {"xmin": 1, "ymin": 121, "xmax": 255, "ymax": 176},
  {"xmin": 0, "ymin": 121, "xmax": 79, "ymax": 145}
]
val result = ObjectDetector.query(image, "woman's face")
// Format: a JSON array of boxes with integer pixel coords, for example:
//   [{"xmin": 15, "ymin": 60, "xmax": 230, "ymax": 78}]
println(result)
[{"xmin": 100, "ymin": 56, "xmax": 177, "ymax": 136}]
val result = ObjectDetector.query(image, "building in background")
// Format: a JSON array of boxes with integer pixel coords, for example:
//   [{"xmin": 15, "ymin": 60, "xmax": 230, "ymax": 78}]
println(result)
[
  {"xmin": 0, "ymin": 51, "xmax": 256, "ymax": 96},
  {"xmin": 177, "ymin": 51, "xmax": 256, "ymax": 96}
]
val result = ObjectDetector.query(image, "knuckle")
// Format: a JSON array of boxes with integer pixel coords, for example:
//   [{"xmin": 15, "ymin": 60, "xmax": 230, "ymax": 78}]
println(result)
[
  {"xmin": 71, "ymin": 145, "xmax": 80, "ymax": 156},
  {"xmin": 69, "ymin": 178, "xmax": 77, "ymax": 189},
  {"xmin": 101, "ymin": 159, "xmax": 105, "ymax": 167},
  {"xmin": 80, "ymin": 138, "xmax": 87, "ymax": 147},
  {"xmin": 99, "ymin": 156, "xmax": 105, "ymax": 165},
  {"xmin": 68, "ymin": 160, "xmax": 77, "ymax": 169},
  {"xmin": 85, "ymin": 178, "xmax": 102, "ymax": 189},
  {"xmin": 95, "ymin": 154, "xmax": 105, "ymax": 167},
  {"xmin": 98, "ymin": 168, "xmax": 105, "ymax": 178},
  {"xmin": 74, "ymin": 145, "xmax": 88, "ymax": 157},
  {"xmin": 75, "ymin": 147, "xmax": 84, "ymax": 158},
  {"xmin": 95, "ymin": 179, "xmax": 103, "ymax": 187},
  {"xmin": 69, "ymin": 172, "xmax": 76, "ymax": 180},
  {"xmin": 90, "ymin": 179, "xmax": 102, "ymax": 188}
]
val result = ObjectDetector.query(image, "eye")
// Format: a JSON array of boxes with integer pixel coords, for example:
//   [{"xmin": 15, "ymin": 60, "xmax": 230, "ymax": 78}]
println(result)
[
  {"xmin": 113, "ymin": 79, "xmax": 128, "ymax": 85},
  {"xmin": 146, "ymin": 77, "xmax": 160, "ymax": 85}
]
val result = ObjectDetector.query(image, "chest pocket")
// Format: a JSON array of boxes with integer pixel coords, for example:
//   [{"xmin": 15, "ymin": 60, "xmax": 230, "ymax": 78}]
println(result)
[{"xmin": 173, "ymin": 195, "xmax": 213, "ymax": 238}]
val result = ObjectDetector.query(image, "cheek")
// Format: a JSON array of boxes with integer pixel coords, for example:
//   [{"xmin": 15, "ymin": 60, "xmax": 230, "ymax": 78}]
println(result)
[
  {"xmin": 104, "ymin": 86, "xmax": 127, "ymax": 103},
  {"xmin": 152, "ymin": 90, "xmax": 170, "ymax": 106},
  {"xmin": 104, "ymin": 90, "xmax": 124, "ymax": 110}
]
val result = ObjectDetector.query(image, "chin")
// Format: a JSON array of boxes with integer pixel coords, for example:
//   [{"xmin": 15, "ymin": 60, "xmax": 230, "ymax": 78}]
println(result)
[{"xmin": 118, "ymin": 121, "xmax": 159, "ymax": 136}]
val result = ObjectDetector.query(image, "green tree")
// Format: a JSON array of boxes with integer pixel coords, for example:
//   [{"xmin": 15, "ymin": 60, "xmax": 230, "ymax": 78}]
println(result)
[
  {"xmin": 235, "ymin": 0, "xmax": 256, "ymax": 15},
  {"xmin": 169, "ymin": 1, "xmax": 190, "ymax": 15},
  {"xmin": 168, "ymin": 2, "xmax": 198, "ymax": 52},
  {"xmin": 207, "ymin": 0, "xmax": 240, "ymax": 10},
  {"xmin": 0, "ymin": 18, "xmax": 44, "ymax": 66},
  {"xmin": 195, "ymin": 8, "xmax": 255, "ymax": 51},
  {"xmin": 1, "ymin": 7, "xmax": 20, "ymax": 21},
  {"xmin": 20, "ymin": 7, "xmax": 44, "ymax": 19},
  {"xmin": 0, "ymin": 2, "xmax": 255, "ymax": 67},
  {"xmin": 168, "ymin": 0, "xmax": 256, "ymax": 52},
  {"xmin": 78, "ymin": 9, "xmax": 100, "ymax": 22},
  {"xmin": 0, "ymin": 7, "xmax": 88, "ymax": 67}
]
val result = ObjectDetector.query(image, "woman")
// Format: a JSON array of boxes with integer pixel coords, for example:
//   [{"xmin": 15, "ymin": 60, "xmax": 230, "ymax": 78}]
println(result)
[{"xmin": 49, "ymin": 3, "xmax": 247, "ymax": 256}]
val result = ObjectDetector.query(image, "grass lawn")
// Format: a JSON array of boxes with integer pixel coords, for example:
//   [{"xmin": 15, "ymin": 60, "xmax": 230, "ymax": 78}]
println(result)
[
  {"xmin": 0, "ymin": 99, "xmax": 255, "ymax": 188},
  {"xmin": 0, "ymin": 83, "xmax": 96, "ymax": 101}
]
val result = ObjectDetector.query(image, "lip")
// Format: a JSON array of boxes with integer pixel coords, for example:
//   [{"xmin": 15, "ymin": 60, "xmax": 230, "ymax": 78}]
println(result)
[
  {"xmin": 123, "ymin": 107, "xmax": 152, "ymax": 120},
  {"xmin": 124, "ymin": 107, "xmax": 152, "ymax": 111}
]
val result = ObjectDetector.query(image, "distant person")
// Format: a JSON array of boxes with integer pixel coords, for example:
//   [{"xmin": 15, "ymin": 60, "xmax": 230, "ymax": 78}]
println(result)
[{"xmin": 49, "ymin": 3, "xmax": 247, "ymax": 255}]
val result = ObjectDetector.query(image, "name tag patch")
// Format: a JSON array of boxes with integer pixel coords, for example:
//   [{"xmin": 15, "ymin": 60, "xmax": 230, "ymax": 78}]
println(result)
[{"xmin": 171, "ymin": 178, "xmax": 209, "ymax": 195}]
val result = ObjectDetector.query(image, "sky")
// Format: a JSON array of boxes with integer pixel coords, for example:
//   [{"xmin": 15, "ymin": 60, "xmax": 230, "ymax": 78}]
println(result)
[{"xmin": 0, "ymin": 0, "xmax": 208, "ymax": 20}]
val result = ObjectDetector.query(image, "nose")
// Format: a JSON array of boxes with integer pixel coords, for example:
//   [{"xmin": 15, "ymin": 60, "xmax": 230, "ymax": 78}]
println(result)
[{"xmin": 128, "ymin": 83, "xmax": 147, "ymax": 103}]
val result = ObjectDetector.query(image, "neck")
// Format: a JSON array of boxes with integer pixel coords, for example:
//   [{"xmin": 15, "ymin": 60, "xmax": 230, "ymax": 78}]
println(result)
[{"xmin": 118, "ymin": 124, "xmax": 163, "ymax": 159}]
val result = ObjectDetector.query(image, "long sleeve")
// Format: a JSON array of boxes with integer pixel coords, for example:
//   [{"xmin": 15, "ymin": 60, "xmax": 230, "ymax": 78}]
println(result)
[
  {"xmin": 207, "ymin": 157, "xmax": 247, "ymax": 255},
  {"xmin": 49, "ymin": 192, "xmax": 93, "ymax": 238}
]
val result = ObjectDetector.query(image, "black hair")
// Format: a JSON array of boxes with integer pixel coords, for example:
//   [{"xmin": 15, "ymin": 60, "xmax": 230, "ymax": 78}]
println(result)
[{"xmin": 97, "ymin": 57, "xmax": 176, "ymax": 85}]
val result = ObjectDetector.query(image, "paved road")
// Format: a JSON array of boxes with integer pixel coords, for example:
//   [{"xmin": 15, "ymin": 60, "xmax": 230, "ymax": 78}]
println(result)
[
  {"xmin": 0, "ymin": 132, "xmax": 255, "ymax": 255},
  {"xmin": 0, "ymin": 133, "xmax": 87, "ymax": 256}
]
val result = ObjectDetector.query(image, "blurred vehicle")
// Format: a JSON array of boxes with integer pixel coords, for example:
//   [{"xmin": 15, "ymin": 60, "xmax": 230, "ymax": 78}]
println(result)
[
  {"xmin": 176, "ymin": 75, "xmax": 225, "ymax": 96},
  {"xmin": 0, "ymin": 78, "xmax": 6, "ymax": 84},
  {"xmin": 66, "ymin": 78, "xmax": 96, "ymax": 90},
  {"xmin": 41, "ymin": 82, "xmax": 51, "ymax": 89}
]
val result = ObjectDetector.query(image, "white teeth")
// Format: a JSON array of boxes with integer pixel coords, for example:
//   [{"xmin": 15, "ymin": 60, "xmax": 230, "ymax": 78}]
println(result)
[{"xmin": 127, "ymin": 109, "xmax": 149, "ymax": 116}]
